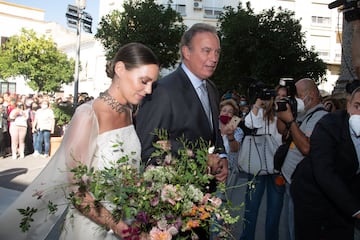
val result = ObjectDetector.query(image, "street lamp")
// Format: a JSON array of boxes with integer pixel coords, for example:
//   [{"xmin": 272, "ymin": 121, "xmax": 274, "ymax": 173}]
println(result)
[{"xmin": 65, "ymin": 0, "xmax": 92, "ymax": 108}]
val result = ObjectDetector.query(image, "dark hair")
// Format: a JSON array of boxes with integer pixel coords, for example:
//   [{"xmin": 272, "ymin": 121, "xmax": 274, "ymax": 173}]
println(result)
[
  {"xmin": 180, "ymin": 23, "xmax": 218, "ymax": 58},
  {"xmin": 106, "ymin": 42, "xmax": 159, "ymax": 79}
]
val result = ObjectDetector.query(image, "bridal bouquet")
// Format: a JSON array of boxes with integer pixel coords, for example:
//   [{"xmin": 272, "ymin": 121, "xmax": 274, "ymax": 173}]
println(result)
[{"xmin": 19, "ymin": 129, "xmax": 239, "ymax": 239}]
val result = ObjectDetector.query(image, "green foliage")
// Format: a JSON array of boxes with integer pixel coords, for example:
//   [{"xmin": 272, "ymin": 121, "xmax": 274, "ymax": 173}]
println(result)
[
  {"xmin": 214, "ymin": 2, "xmax": 327, "ymax": 93},
  {"xmin": 52, "ymin": 103, "xmax": 74, "ymax": 127},
  {"xmin": 0, "ymin": 28, "xmax": 75, "ymax": 92},
  {"xmin": 18, "ymin": 130, "xmax": 239, "ymax": 239},
  {"xmin": 18, "ymin": 207, "xmax": 38, "ymax": 232},
  {"xmin": 95, "ymin": 0, "xmax": 186, "ymax": 69}
]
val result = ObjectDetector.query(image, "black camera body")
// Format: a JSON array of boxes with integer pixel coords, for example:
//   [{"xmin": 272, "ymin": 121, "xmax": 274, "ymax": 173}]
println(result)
[
  {"xmin": 257, "ymin": 88, "xmax": 277, "ymax": 100},
  {"xmin": 275, "ymin": 78, "xmax": 298, "ymax": 118},
  {"xmin": 328, "ymin": 0, "xmax": 360, "ymax": 22},
  {"xmin": 248, "ymin": 81, "xmax": 276, "ymax": 103}
]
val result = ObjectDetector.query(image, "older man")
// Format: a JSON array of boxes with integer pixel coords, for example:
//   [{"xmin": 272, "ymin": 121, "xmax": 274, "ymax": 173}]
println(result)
[
  {"xmin": 276, "ymin": 78, "xmax": 328, "ymax": 240},
  {"xmin": 136, "ymin": 23, "xmax": 228, "ymax": 182}
]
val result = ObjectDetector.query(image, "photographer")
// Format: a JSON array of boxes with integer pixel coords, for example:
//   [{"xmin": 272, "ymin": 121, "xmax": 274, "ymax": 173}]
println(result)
[
  {"xmin": 239, "ymin": 82, "xmax": 284, "ymax": 240},
  {"xmin": 276, "ymin": 78, "xmax": 328, "ymax": 240}
]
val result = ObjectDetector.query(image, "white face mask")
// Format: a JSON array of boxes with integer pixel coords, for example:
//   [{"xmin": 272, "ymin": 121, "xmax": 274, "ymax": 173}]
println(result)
[
  {"xmin": 41, "ymin": 104, "xmax": 48, "ymax": 109},
  {"xmin": 349, "ymin": 114, "xmax": 360, "ymax": 136},
  {"xmin": 296, "ymin": 97, "xmax": 305, "ymax": 113}
]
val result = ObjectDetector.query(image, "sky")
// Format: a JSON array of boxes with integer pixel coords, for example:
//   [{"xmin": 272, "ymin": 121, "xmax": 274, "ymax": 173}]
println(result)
[{"xmin": 8, "ymin": 0, "xmax": 100, "ymax": 33}]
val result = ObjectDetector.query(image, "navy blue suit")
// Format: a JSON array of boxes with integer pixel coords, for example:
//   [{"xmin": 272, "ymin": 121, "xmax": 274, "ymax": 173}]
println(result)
[{"xmin": 135, "ymin": 66, "xmax": 225, "ymax": 164}]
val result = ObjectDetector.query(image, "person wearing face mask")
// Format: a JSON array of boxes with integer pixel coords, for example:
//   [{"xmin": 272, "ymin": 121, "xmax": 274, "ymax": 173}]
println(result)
[
  {"xmin": 32, "ymin": 100, "xmax": 55, "ymax": 157},
  {"xmin": 276, "ymin": 78, "xmax": 328, "ymax": 240},
  {"xmin": 290, "ymin": 86, "xmax": 360, "ymax": 240},
  {"xmin": 219, "ymin": 99, "xmax": 243, "ymax": 164},
  {"xmin": 217, "ymin": 99, "xmax": 244, "ymax": 239}
]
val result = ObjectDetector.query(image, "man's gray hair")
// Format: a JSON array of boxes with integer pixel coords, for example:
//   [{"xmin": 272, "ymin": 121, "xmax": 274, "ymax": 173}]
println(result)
[{"xmin": 179, "ymin": 23, "xmax": 218, "ymax": 59}]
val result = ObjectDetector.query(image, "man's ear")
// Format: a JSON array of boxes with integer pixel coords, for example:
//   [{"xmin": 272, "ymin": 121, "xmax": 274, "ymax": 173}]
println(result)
[{"xmin": 182, "ymin": 45, "xmax": 191, "ymax": 60}]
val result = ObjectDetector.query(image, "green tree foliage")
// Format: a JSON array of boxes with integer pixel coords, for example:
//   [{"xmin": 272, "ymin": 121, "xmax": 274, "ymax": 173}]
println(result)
[
  {"xmin": 214, "ymin": 2, "xmax": 327, "ymax": 93},
  {"xmin": 95, "ymin": 0, "xmax": 186, "ymax": 69},
  {"xmin": 0, "ymin": 29, "xmax": 75, "ymax": 93}
]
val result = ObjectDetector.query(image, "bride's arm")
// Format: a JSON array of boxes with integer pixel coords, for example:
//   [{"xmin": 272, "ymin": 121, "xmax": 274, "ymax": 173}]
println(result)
[
  {"xmin": 74, "ymin": 191, "xmax": 130, "ymax": 237},
  {"xmin": 61, "ymin": 104, "xmax": 130, "ymax": 238}
]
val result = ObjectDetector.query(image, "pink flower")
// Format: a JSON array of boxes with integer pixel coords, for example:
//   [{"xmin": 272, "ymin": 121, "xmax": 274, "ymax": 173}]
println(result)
[
  {"xmin": 186, "ymin": 149, "xmax": 194, "ymax": 157},
  {"xmin": 164, "ymin": 154, "xmax": 172, "ymax": 165},
  {"xmin": 161, "ymin": 185, "xmax": 182, "ymax": 206},
  {"xmin": 151, "ymin": 196, "xmax": 159, "ymax": 206},
  {"xmin": 202, "ymin": 193, "xmax": 211, "ymax": 204},
  {"xmin": 209, "ymin": 196, "xmax": 222, "ymax": 208},
  {"xmin": 149, "ymin": 227, "xmax": 172, "ymax": 240}
]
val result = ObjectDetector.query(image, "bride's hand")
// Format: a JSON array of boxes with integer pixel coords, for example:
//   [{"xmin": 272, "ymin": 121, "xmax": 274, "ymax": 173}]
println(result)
[
  {"xmin": 140, "ymin": 232, "xmax": 150, "ymax": 240},
  {"xmin": 111, "ymin": 220, "xmax": 131, "ymax": 238}
]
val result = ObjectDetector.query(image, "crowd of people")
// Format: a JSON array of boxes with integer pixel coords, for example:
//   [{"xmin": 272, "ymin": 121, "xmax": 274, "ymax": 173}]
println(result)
[
  {"xmin": 0, "ymin": 22, "xmax": 359, "ymax": 240},
  {"xmin": 0, "ymin": 92, "xmax": 93, "ymax": 160}
]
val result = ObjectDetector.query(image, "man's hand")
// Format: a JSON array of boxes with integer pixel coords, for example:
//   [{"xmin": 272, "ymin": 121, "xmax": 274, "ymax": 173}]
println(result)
[
  {"xmin": 276, "ymin": 103, "xmax": 294, "ymax": 123},
  {"xmin": 207, "ymin": 154, "xmax": 228, "ymax": 181},
  {"xmin": 215, "ymin": 158, "xmax": 228, "ymax": 182}
]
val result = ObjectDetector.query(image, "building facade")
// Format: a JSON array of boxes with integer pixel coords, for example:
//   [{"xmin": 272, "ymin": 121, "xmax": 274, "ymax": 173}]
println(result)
[
  {"xmin": 0, "ymin": 0, "xmax": 344, "ymax": 96},
  {"xmin": 0, "ymin": 1, "xmax": 109, "ymax": 98},
  {"xmin": 100, "ymin": 0, "xmax": 343, "ymax": 94}
]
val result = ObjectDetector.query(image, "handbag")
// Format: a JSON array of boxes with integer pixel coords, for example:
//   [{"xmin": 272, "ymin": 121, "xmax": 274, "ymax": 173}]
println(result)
[
  {"xmin": 238, "ymin": 134, "xmax": 279, "ymax": 175},
  {"xmin": 273, "ymin": 138, "xmax": 291, "ymax": 172}
]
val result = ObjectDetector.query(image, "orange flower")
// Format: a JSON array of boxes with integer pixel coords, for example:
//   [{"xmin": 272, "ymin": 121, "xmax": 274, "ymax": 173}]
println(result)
[
  {"xmin": 186, "ymin": 220, "xmax": 200, "ymax": 230},
  {"xmin": 200, "ymin": 212, "xmax": 211, "ymax": 220},
  {"xmin": 186, "ymin": 205, "xmax": 198, "ymax": 216}
]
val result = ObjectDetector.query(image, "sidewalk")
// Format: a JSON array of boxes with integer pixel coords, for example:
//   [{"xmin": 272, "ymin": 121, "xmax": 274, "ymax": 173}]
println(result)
[
  {"xmin": 0, "ymin": 154, "xmax": 289, "ymax": 240},
  {"xmin": 0, "ymin": 154, "xmax": 49, "ymax": 213}
]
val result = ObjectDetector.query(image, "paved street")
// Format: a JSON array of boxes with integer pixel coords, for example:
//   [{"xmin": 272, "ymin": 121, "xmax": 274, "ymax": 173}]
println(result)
[{"xmin": 0, "ymin": 154, "xmax": 289, "ymax": 240}]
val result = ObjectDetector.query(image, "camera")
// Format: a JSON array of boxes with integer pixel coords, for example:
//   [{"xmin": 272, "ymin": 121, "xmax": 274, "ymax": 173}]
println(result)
[
  {"xmin": 328, "ymin": 0, "xmax": 360, "ymax": 22},
  {"xmin": 275, "ymin": 78, "xmax": 298, "ymax": 118},
  {"xmin": 248, "ymin": 81, "xmax": 276, "ymax": 103}
]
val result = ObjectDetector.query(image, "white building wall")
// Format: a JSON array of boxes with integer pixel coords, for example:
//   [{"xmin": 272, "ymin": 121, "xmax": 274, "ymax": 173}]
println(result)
[{"xmin": 0, "ymin": 1, "xmax": 110, "ymax": 98}]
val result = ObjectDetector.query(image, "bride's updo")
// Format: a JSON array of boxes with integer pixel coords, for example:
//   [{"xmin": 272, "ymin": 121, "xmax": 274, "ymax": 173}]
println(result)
[{"xmin": 106, "ymin": 42, "xmax": 159, "ymax": 79}]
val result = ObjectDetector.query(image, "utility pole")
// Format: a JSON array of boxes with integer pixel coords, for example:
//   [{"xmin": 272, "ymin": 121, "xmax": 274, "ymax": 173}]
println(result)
[{"xmin": 65, "ymin": 0, "xmax": 92, "ymax": 108}]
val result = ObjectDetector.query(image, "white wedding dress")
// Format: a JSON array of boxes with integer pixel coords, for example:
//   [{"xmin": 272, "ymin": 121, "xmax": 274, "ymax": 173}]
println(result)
[{"xmin": 0, "ymin": 102, "xmax": 141, "ymax": 240}]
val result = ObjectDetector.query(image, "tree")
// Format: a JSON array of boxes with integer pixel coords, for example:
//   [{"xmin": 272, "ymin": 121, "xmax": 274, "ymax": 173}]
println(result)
[
  {"xmin": 0, "ymin": 29, "xmax": 75, "ymax": 93},
  {"xmin": 214, "ymin": 2, "xmax": 327, "ymax": 94},
  {"xmin": 95, "ymin": 0, "xmax": 186, "ymax": 69}
]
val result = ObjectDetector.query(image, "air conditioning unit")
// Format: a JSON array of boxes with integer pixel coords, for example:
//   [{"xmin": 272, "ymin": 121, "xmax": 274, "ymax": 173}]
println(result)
[{"xmin": 193, "ymin": 1, "xmax": 203, "ymax": 9}]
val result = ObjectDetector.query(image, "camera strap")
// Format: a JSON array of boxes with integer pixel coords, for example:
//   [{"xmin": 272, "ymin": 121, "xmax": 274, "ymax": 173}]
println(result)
[{"xmin": 297, "ymin": 106, "xmax": 327, "ymax": 126}]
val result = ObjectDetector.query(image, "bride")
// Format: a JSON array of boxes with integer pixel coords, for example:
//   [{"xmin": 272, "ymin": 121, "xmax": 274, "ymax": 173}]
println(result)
[{"xmin": 0, "ymin": 43, "xmax": 159, "ymax": 240}]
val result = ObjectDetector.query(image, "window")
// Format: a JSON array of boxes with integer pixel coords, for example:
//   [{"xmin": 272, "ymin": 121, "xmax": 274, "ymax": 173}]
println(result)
[
  {"xmin": 1, "ymin": 37, "xmax": 8, "ymax": 49},
  {"xmin": 204, "ymin": 7, "xmax": 223, "ymax": 18},
  {"xmin": 171, "ymin": 4, "xmax": 186, "ymax": 15},
  {"xmin": 311, "ymin": 16, "xmax": 331, "ymax": 26},
  {"xmin": 0, "ymin": 82, "xmax": 16, "ymax": 94}
]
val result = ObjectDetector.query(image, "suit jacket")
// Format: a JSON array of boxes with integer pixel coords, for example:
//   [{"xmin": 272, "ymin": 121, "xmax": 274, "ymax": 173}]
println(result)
[
  {"xmin": 292, "ymin": 110, "xmax": 360, "ymax": 218},
  {"xmin": 135, "ymin": 66, "xmax": 225, "ymax": 164}
]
